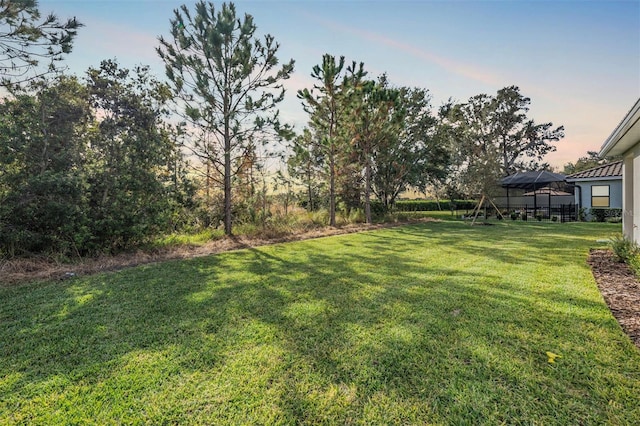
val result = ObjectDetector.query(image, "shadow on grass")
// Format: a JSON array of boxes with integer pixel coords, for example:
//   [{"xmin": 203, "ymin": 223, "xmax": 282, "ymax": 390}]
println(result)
[{"xmin": 1, "ymin": 221, "xmax": 637, "ymax": 423}]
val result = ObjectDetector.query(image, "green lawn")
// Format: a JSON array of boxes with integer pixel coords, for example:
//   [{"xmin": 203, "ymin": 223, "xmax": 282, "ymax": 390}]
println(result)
[{"xmin": 1, "ymin": 221, "xmax": 639, "ymax": 424}]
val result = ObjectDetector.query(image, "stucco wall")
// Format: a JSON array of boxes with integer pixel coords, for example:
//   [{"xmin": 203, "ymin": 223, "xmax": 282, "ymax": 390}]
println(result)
[
  {"xmin": 572, "ymin": 179, "xmax": 623, "ymax": 220},
  {"xmin": 626, "ymin": 146, "xmax": 640, "ymax": 244}
]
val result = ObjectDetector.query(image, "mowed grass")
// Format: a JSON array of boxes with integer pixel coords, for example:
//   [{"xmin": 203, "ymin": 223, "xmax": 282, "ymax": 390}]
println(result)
[{"xmin": 1, "ymin": 222, "xmax": 639, "ymax": 424}]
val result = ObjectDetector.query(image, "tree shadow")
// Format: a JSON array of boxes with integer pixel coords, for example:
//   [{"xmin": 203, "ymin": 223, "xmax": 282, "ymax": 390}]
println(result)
[{"xmin": 1, "ymin": 222, "xmax": 637, "ymax": 423}]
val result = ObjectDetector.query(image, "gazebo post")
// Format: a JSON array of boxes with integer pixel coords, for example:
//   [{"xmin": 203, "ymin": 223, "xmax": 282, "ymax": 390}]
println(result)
[
  {"xmin": 500, "ymin": 171, "xmax": 567, "ymax": 221},
  {"xmin": 533, "ymin": 184, "xmax": 537, "ymax": 218}
]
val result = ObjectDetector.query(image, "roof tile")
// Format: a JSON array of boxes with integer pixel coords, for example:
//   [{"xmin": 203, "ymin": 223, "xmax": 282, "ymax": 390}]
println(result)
[{"xmin": 566, "ymin": 161, "xmax": 623, "ymax": 180}]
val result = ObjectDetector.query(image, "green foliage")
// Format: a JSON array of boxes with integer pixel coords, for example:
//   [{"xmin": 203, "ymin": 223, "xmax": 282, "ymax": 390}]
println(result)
[
  {"xmin": 590, "ymin": 208, "xmax": 622, "ymax": 223},
  {"xmin": 0, "ymin": 61, "xmax": 196, "ymax": 258},
  {"xmin": 1, "ymin": 223, "xmax": 638, "ymax": 423},
  {"xmin": 297, "ymin": 54, "xmax": 355, "ymax": 226},
  {"xmin": 295, "ymin": 60, "xmax": 451, "ymax": 222},
  {"xmin": 0, "ymin": 0, "xmax": 83, "ymax": 86},
  {"xmin": 591, "ymin": 209, "xmax": 607, "ymax": 223},
  {"xmin": 563, "ymin": 151, "xmax": 620, "ymax": 175},
  {"xmin": 578, "ymin": 207, "xmax": 587, "ymax": 222},
  {"xmin": 610, "ymin": 234, "xmax": 640, "ymax": 264},
  {"xmin": 84, "ymin": 60, "xmax": 193, "ymax": 251},
  {"xmin": 442, "ymin": 86, "xmax": 564, "ymax": 198},
  {"xmin": 157, "ymin": 1, "xmax": 294, "ymax": 235},
  {"xmin": 0, "ymin": 76, "xmax": 92, "ymax": 256},
  {"xmin": 370, "ymin": 199, "xmax": 476, "ymax": 213},
  {"xmin": 372, "ymin": 86, "xmax": 450, "ymax": 209}
]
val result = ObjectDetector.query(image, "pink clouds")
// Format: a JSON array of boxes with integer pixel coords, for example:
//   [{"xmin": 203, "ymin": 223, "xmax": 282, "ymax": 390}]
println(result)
[
  {"xmin": 305, "ymin": 14, "xmax": 504, "ymax": 87},
  {"xmin": 76, "ymin": 18, "xmax": 163, "ymax": 66}
]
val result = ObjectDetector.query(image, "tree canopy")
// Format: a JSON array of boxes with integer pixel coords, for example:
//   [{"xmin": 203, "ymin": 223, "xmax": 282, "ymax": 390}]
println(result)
[
  {"xmin": 157, "ymin": 0, "xmax": 294, "ymax": 235},
  {"xmin": 562, "ymin": 151, "xmax": 618, "ymax": 175},
  {"xmin": 0, "ymin": 0, "xmax": 82, "ymax": 87},
  {"xmin": 441, "ymin": 86, "xmax": 564, "ymax": 199}
]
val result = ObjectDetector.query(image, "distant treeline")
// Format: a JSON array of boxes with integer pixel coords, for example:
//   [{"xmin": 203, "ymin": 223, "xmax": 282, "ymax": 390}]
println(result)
[{"xmin": 371, "ymin": 200, "xmax": 477, "ymax": 213}]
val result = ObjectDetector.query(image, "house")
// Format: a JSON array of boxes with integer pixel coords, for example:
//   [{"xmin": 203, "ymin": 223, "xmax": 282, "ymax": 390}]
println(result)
[
  {"xmin": 565, "ymin": 161, "xmax": 623, "ymax": 221},
  {"xmin": 599, "ymin": 98, "xmax": 640, "ymax": 244}
]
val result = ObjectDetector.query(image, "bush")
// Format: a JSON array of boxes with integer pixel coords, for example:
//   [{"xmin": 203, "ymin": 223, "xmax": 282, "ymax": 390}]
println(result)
[
  {"xmin": 310, "ymin": 209, "xmax": 329, "ymax": 226},
  {"xmin": 591, "ymin": 209, "xmax": 607, "ymax": 223},
  {"xmin": 578, "ymin": 207, "xmax": 587, "ymax": 222},
  {"xmin": 610, "ymin": 235, "xmax": 640, "ymax": 263},
  {"xmin": 347, "ymin": 209, "xmax": 365, "ymax": 224},
  {"xmin": 390, "ymin": 200, "xmax": 477, "ymax": 212},
  {"xmin": 591, "ymin": 208, "xmax": 622, "ymax": 223}
]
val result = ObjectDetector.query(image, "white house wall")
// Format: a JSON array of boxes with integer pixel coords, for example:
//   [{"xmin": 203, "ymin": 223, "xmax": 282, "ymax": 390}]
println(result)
[{"xmin": 623, "ymin": 147, "xmax": 640, "ymax": 244}]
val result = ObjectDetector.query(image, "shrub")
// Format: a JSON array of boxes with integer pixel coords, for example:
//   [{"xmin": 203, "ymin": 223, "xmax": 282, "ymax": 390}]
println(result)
[
  {"xmin": 578, "ymin": 207, "xmax": 587, "ymax": 222},
  {"xmin": 510, "ymin": 212, "xmax": 518, "ymax": 220},
  {"xmin": 347, "ymin": 209, "xmax": 365, "ymax": 224},
  {"xmin": 591, "ymin": 209, "xmax": 607, "ymax": 223},
  {"xmin": 391, "ymin": 200, "xmax": 477, "ymax": 212},
  {"xmin": 310, "ymin": 209, "xmax": 329, "ymax": 226},
  {"xmin": 610, "ymin": 235, "xmax": 640, "ymax": 263},
  {"xmin": 551, "ymin": 216, "xmax": 558, "ymax": 222}
]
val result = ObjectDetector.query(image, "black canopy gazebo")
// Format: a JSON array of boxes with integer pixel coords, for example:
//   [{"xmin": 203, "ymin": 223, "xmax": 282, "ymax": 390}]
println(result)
[{"xmin": 500, "ymin": 171, "xmax": 568, "ymax": 217}]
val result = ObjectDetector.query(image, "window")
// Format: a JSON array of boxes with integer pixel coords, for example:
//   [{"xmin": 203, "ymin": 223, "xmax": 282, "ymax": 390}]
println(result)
[{"xmin": 591, "ymin": 185, "xmax": 610, "ymax": 208}]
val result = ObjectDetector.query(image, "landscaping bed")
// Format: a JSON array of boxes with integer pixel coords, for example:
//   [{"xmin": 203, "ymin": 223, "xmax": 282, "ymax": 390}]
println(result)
[{"xmin": 588, "ymin": 248, "xmax": 640, "ymax": 349}]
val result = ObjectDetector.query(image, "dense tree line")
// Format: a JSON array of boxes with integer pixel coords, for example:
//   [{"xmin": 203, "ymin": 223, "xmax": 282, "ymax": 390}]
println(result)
[
  {"xmin": 0, "ymin": 0, "xmax": 566, "ymax": 258},
  {"xmin": 0, "ymin": 61, "xmax": 194, "ymax": 256}
]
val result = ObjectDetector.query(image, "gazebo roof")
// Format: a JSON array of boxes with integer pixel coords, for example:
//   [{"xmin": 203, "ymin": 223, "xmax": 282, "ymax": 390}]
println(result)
[
  {"xmin": 500, "ymin": 171, "xmax": 566, "ymax": 189},
  {"xmin": 523, "ymin": 187, "xmax": 572, "ymax": 196}
]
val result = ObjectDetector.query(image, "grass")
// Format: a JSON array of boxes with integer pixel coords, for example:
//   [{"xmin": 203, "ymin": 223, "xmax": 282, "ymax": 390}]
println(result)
[{"xmin": 1, "ymin": 221, "xmax": 639, "ymax": 424}]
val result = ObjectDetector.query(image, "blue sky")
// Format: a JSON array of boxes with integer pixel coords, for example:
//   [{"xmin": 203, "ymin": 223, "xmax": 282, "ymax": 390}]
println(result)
[{"xmin": 40, "ymin": 0, "xmax": 640, "ymax": 168}]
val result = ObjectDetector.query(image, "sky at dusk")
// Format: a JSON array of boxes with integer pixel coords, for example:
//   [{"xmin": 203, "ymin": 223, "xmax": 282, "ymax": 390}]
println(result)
[{"xmin": 40, "ymin": 0, "xmax": 640, "ymax": 169}]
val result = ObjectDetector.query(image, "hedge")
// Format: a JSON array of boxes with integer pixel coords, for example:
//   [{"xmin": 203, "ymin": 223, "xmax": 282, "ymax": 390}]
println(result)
[{"xmin": 371, "ymin": 200, "xmax": 477, "ymax": 213}]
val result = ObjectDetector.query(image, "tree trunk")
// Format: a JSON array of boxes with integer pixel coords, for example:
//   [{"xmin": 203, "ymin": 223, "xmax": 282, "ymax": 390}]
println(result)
[
  {"xmin": 224, "ymin": 134, "xmax": 232, "ymax": 235},
  {"xmin": 329, "ymin": 154, "xmax": 336, "ymax": 226},
  {"xmin": 364, "ymin": 157, "xmax": 372, "ymax": 224},
  {"xmin": 224, "ymin": 90, "xmax": 232, "ymax": 235},
  {"xmin": 307, "ymin": 165, "xmax": 313, "ymax": 211}
]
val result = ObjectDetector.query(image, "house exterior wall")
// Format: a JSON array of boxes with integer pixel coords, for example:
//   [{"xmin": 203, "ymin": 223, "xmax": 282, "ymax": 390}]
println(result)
[
  {"xmin": 571, "ymin": 179, "xmax": 623, "ymax": 220},
  {"xmin": 598, "ymin": 98, "xmax": 640, "ymax": 245},
  {"xmin": 622, "ymin": 146, "xmax": 640, "ymax": 244}
]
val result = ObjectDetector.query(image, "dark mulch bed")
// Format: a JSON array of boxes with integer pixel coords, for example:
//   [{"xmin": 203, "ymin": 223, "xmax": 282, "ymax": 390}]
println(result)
[{"xmin": 588, "ymin": 249, "xmax": 640, "ymax": 349}]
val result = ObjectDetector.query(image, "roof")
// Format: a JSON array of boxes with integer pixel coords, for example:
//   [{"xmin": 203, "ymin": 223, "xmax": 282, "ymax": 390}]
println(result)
[
  {"xmin": 500, "ymin": 171, "xmax": 567, "ymax": 189},
  {"xmin": 565, "ymin": 161, "xmax": 623, "ymax": 181},
  {"xmin": 599, "ymin": 98, "xmax": 640, "ymax": 157},
  {"xmin": 523, "ymin": 187, "xmax": 572, "ymax": 196}
]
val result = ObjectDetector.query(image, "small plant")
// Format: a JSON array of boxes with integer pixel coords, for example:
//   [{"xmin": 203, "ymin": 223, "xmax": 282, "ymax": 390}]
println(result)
[
  {"xmin": 610, "ymin": 235, "xmax": 640, "ymax": 263},
  {"xmin": 536, "ymin": 214, "xmax": 543, "ymax": 221},
  {"xmin": 551, "ymin": 216, "xmax": 558, "ymax": 222},
  {"xmin": 521, "ymin": 213, "xmax": 528, "ymax": 221},
  {"xmin": 578, "ymin": 207, "xmax": 587, "ymax": 222},
  {"xmin": 591, "ymin": 209, "xmax": 607, "ymax": 223},
  {"xmin": 510, "ymin": 212, "xmax": 518, "ymax": 221}
]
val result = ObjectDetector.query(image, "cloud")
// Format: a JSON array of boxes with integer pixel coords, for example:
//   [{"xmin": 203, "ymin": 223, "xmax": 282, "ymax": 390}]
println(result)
[
  {"xmin": 76, "ymin": 18, "xmax": 163, "ymax": 66},
  {"xmin": 307, "ymin": 14, "xmax": 505, "ymax": 88}
]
